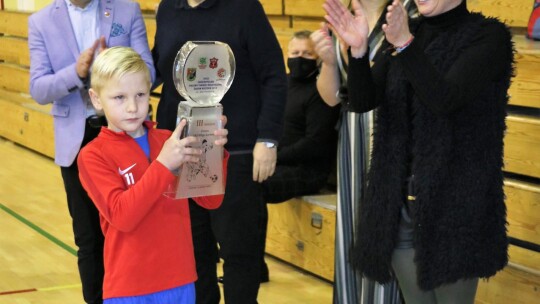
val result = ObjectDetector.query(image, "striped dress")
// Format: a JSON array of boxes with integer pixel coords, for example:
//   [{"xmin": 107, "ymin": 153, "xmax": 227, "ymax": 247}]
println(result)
[{"xmin": 333, "ymin": 1, "xmax": 418, "ymax": 303}]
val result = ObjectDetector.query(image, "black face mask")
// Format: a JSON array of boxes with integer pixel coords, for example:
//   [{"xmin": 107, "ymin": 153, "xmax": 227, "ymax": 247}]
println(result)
[{"xmin": 287, "ymin": 57, "xmax": 318, "ymax": 80}]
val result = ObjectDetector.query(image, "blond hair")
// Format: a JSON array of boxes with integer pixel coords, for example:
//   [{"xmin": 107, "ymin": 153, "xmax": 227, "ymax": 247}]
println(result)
[{"xmin": 91, "ymin": 46, "xmax": 151, "ymax": 93}]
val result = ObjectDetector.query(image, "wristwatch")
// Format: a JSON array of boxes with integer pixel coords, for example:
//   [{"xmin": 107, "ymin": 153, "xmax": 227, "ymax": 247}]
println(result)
[{"xmin": 263, "ymin": 141, "xmax": 277, "ymax": 149}]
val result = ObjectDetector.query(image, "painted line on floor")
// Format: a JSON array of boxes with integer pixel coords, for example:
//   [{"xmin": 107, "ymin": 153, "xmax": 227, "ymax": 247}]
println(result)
[
  {"xmin": 0, "ymin": 202, "xmax": 77, "ymax": 256},
  {"xmin": 0, "ymin": 203, "xmax": 81, "ymax": 296},
  {"xmin": 39, "ymin": 283, "xmax": 82, "ymax": 291},
  {"xmin": 0, "ymin": 284, "xmax": 82, "ymax": 296},
  {"xmin": 0, "ymin": 288, "xmax": 37, "ymax": 295}
]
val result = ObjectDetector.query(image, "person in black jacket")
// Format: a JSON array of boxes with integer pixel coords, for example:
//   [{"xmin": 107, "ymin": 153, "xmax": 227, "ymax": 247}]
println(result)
[
  {"xmin": 152, "ymin": 0, "xmax": 287, "ymax": 303},
  {"xmin": 263, "ymin": 30, "xmax": 339, "ymax": 205},
  {"xmin": 324, "ymin": 0, "xmax": 513, "ymax": 303},
  {"xmin": 258, "ymin": 30, "xmax": 340, "ymax": 281}
]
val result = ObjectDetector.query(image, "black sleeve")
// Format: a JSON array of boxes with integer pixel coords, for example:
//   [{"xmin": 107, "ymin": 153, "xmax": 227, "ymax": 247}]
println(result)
[
  {"xmin": 278, "ymin": 94, "xmax": 338, "ymax": 165},
  {"xmin": 346, "ymin": 48, "xmax": 390, "ymax": 113},
  {"xmin": 244, "ymin": 0, "xmax": 287, "ymax": 142},
  {"xmin": 396, "ymin": 23, "xmax": 511, "ymax": 115}
]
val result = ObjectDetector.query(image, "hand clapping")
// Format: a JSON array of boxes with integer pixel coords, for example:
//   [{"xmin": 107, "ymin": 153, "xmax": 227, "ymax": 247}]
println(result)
[
  {"xmin": 322, "ymin": 0, "xmax": 369, "ymax": 58},
  {"xmin": 382, "ymin": 0, "xmax": 413, "ymax": 48}
]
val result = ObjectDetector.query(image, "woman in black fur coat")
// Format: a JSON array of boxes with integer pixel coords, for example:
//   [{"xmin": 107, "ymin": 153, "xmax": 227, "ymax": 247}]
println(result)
[{"xmin": 323, "ymin": 0, "xmax": 514, "ymax": 302}]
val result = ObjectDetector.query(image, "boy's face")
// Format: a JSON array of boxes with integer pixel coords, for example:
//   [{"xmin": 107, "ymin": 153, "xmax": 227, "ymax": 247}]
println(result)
[{"xmin": 89, "ymin": 72, "xmax": 150, "ymax": 138}]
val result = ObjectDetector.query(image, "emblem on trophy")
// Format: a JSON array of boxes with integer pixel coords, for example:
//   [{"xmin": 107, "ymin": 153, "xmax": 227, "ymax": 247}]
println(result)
[{"xmin": 168, "ymin": 41, "xmax": 235, "ymax": 199}]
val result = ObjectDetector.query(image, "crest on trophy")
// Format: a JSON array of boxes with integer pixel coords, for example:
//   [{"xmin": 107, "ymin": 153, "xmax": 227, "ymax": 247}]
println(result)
[{"xmin": 165, "ymin": 41, "xmax": 235, "ymax": 199}]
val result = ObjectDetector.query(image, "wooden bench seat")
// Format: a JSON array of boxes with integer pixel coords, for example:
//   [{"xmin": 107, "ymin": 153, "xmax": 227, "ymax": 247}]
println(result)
[
  {"xmin": 510, "ymin": 35, "xmax": 540, "ymax": 109},
  {"xmin": 505, "ymin": 178, "xmax": 540, "ymax": 245},
  {"xmin": 469, "ymin": 0, "xmax": 532, "ymax": 28},
  {"xmin": 0, "ymin": 36, "xmax": 30, "ymax": 66},
  {"xmin": 0, "ymin": 89, "xmax": 54, "ymax": 158},
  {"xmin": 266, "ymin": 194, "xmax": 336, "ymax": 281},
  {"xmin": 504, "ymin": 114, "xmax": 540, "ymax": 178},
  {"xmin": 477, "ymin": 245, "xmax": 540, "ymax": 304}
]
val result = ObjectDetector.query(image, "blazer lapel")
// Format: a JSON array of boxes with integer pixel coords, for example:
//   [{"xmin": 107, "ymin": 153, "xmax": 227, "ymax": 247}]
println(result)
[
  {"xmin": 54, "ymin": 0, "xmax": 80, "ymax": 60},
  {"xmin": 99, "ymin": 0, "xmax": 114, "ymax": 45}
]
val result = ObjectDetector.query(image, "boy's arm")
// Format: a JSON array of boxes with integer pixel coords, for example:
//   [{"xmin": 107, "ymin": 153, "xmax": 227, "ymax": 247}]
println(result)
[
  {"xmin": 192, "ymin": 150, "xmax": 230, "ymax": 209},
  {"xmin": 78, "ymin": 147, "xmax": 176, "ymax": 232}
]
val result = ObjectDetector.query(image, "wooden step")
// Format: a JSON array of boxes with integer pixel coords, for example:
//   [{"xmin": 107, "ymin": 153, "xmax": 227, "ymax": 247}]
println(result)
[
  {"xmin": 266, "ymin": 194, "xmax": 336, "ymax": 281},
  {"xmin": 284, "ymin": 0, "xmax": 324, "ymax": 17},
  {"xmin": 504, "ymin": 115, "xmax": 540, "ymax": 178},
  {"xmin": 0, "ymin": 63, "xmax": 30, "ymax": 94},
  {"xmin": 261, "ymin": 0, "xmax": 283, "ymax": 15},
  {"xmin": 505, "ymin": 179, "xmax": 540, "ymax": 245},
  {"xmin": 134, "ymin": 0, "xmax": 159, "ymax": 11},
  {"xmin": 476, "ymin": 245, "xmax": 540, "ymax": 304},
  {"xmin": 510, "ymin": 36, "xmax": 540, "ymax": 109},
  {"xmin": 0, "ymin": 90, "xmax": 54, "ymax": 158},
  {"xmin": 469, "ymin": 0, "xmax": 531, "ymax": 28},
  {"xmin": 0, "ymin": 10, "xmax": 28, "ymax": 37},
  {"xmin": 0, "ymin": 36, "xmax": 30, "ymax": 66}
]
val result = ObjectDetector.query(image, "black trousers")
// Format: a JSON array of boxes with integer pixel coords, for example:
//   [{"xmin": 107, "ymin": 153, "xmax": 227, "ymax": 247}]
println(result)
[
  {"xmin": 60, "ymin": 120, "xmax": 104, "ymax": 304},
  {"xmin": 190, "ymin": 153, "xmax": 264, "ymax": 304}
]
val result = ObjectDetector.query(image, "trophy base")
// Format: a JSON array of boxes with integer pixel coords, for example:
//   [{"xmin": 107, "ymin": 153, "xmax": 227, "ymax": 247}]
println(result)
[{"xmin": 165, "ymin": 100, "xmax": 224, "ymax": 199}]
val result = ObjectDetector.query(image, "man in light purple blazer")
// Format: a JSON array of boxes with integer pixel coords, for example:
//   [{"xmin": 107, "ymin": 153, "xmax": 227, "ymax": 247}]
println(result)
[{"xmin": 28, "ymin": 1, "xmax": 154, "ymax": 303}]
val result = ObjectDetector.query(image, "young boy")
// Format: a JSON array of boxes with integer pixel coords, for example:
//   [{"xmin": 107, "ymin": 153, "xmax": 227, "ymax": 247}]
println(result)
[{"xmin": 77, "ymin": 46, "xmax": 229, "ymax": 303}]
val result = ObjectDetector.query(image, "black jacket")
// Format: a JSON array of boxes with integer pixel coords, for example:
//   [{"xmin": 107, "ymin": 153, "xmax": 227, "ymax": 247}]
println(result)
[
  {"xmin": 347, "ymin": 6, "xmax": 514, "ymax": 290},
  {"xmin": 152, "ymin": 0, "xmax": 287, "ymax": 151}
]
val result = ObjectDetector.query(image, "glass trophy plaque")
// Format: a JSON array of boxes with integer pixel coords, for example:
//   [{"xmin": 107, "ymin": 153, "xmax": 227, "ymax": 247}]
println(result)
[{"xmin": 166, "ymin": 41, "xmax": 235, "ymax": 199}]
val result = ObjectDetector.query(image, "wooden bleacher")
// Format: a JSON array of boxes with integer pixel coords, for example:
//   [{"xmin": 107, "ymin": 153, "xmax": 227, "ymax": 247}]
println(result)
[{"xmin": 1, "ymin": 1, "xmax": 539, "ymax": 302}]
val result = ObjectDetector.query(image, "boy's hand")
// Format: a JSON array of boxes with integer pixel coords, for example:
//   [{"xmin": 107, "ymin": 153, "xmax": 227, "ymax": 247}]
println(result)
[
  {"xmin": 214, "ymin": 115, "xmax": 228, "ymax": 146},
  {"xmin": 157, "ymin": 120, "xmax": 202, "ymax": 172}
]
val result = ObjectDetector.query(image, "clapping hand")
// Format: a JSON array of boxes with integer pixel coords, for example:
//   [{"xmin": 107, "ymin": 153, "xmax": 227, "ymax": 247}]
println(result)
[
  {"xmin": 311, "ymin": 22, "xmax": 337, "ymax": 66},
  {"xmin": 323, "ymin": 0, "xmax": 369, "ymax": 58},
  {"xmin": 76, "ymin": 37, "xmax": 107, "ymax": 79},
  {"xmin": 382, "ymin": 0, "xmax": 412, "ymax": 48}
]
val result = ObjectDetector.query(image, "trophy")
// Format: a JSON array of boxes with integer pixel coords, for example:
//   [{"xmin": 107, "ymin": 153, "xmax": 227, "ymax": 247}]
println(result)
[{"xmin": 166, "ymin": 41, "xmax": 235, "ymax": 199}]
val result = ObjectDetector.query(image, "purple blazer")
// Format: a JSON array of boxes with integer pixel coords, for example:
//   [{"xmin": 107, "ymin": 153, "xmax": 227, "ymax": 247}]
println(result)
[{"xmin": 29, "ymin": 0, "xmax": 155, "ymax": 167}]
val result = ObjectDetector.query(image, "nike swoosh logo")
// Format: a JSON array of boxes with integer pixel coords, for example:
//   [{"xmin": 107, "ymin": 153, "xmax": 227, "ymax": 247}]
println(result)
[{"xmin": 118, "ymin": 163, "xmax": 137, "ymax": 175}]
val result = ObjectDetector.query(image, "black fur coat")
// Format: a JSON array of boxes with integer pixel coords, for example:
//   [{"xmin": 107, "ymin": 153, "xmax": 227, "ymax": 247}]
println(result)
[{"xmin": 351, "ymin": 13, "xmax": 514, "ymax": 290}]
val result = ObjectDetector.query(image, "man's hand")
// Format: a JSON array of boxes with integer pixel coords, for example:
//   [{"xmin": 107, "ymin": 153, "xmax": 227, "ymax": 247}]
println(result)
[
  {"xmin": 76, "ymin": 37, "xmax": 107, "ymax": 79},
  {"xmin": 252, "ymin": 142, "xmax": 276, "ymax": 183}
]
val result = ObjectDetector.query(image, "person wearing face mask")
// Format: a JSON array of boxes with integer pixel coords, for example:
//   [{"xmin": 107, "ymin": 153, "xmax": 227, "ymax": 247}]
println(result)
[{"xmin": 257, "ymin": 30, "xmax": 340, "ymax": 282}]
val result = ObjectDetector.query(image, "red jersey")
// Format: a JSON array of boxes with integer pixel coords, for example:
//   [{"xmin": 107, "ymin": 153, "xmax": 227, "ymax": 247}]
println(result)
[{"xmin": 78, "ymin": 121, "xmax": 227, "ymax": 299}]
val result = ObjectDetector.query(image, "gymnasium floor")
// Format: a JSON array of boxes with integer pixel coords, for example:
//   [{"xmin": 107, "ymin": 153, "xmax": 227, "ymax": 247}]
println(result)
[{"xmin": 0, "ymin": 138, "xmax": 332, "ymax": 303}]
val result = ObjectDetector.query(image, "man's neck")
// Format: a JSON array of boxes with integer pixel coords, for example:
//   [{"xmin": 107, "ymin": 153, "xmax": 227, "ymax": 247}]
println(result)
[
  {"xmin": 187, "ymin": 0, "xmax": 206, "ymax": 8},
  {"xmin": 70, "ymin": 0, "xmax": 93, "ymax": 9}
]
